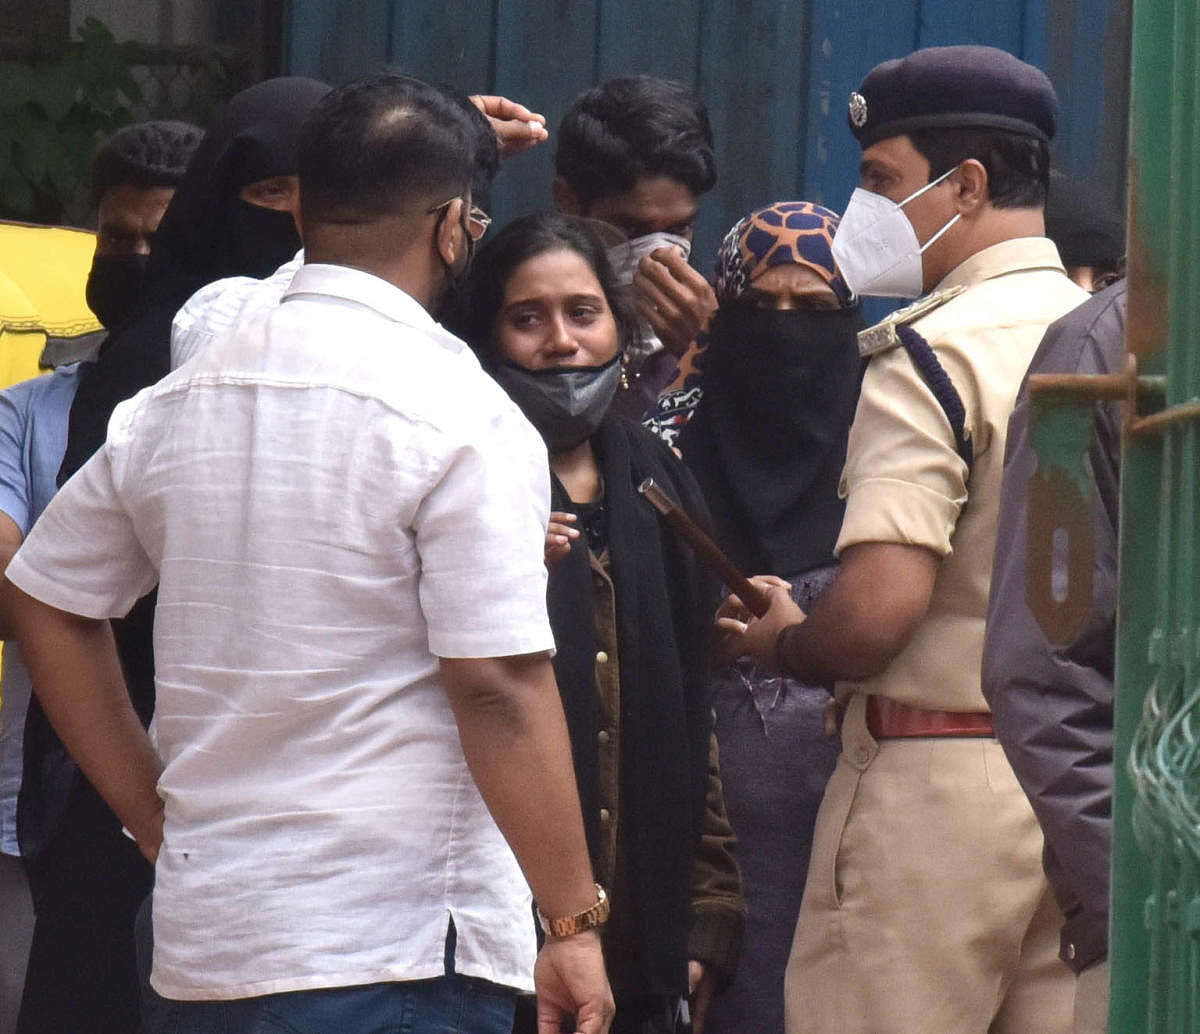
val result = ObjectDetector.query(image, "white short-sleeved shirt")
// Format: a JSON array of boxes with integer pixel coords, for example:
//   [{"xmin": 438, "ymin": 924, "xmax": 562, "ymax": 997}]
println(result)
[
  {"xmin": 7, "ymin": 262, "xmax": 555, "ymax": 1000},
  {"xmin": 170, "ymin": 251, "xmax": 303, "ymax": 370}
]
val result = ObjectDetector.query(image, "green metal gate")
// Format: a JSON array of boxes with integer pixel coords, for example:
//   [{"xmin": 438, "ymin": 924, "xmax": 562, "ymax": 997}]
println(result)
[
  {"xmin": 1114, "ymin": 0, "xmax": 1194, "ymax": 1027},
  {"xmin": 1026, "ymin": 0, "xmax": 1199, "ymax": 1028}
]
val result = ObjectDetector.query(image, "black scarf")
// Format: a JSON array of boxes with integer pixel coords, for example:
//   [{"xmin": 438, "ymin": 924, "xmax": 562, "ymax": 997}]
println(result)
[
  {"xmin": 547, "ymin": 413, "xmax": 718, "ymax": 996},
  {"xmin": 677, "ymin": 304, "xmax": 865, "ymax": 575}
]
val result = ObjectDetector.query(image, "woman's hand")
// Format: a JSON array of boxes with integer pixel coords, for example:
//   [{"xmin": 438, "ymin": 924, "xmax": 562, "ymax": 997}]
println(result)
[
  {"xmin": 714, "ymin": 575, "xmax": 800, "ymax": 671},
  {"xmin": 546, "ymin": 511, "xmax": 580, "ymax": 569}
]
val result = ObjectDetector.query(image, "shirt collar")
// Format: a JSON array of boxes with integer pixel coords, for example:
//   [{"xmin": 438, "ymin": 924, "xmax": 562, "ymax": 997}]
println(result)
[
  {"xmin": 281, "ymin": 262, "xmax": 464, "ymax": 353},
  {"xmin": 934, "ymin": 237, "xmax": 1066, "ymax": 294}
]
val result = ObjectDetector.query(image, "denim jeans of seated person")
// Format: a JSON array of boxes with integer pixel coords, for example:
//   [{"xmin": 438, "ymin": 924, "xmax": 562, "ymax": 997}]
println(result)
[{"xmin": 138, "ymin": 913, "xmax": 516, "ymax": 1034}]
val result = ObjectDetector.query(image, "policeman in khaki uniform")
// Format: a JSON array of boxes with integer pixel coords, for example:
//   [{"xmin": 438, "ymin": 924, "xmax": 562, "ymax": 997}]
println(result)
[{"xmin": 720, "ymin": 46, "xmax": 1089, "ymax": 1033}]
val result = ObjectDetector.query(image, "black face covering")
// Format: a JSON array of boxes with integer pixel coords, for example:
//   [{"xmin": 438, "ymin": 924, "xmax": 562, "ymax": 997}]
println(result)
[
  {"xmin": 85, "ymin": 253, "xmax": 149, "ymax": 330},
  {"xmin": 139, "ymin": 76, "xmax": 330, "ymax": 292},
  {"xmin": 228, "ymin": 200, "xmax": 301, "ymax": 281},
  {"xmin": 492, "ymin": 356, "xmax": 622, "ymax": 453},
  {"xmin": 677, "ymin": 303, "xmax": 865, "ymax": 574},
  {"xmin": 705, "ymin": 305, "xmax": 862, "ymax": 448}
]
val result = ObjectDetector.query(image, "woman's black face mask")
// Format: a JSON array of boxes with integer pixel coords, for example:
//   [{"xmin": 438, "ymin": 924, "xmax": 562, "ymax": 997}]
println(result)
[
  {"xmin": 704, "ymin": 303, "xmax": 865, "ymax": 445},
  {"xmin": 227, "ymin": 200, "xmax": 301, "ymax": 281},
  {"xmin": 707, "ymin": 304, "xmax": 863, "ymax": 381}
]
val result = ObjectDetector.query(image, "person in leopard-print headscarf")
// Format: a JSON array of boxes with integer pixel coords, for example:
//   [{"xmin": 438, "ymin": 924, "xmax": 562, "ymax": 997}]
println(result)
[{"xmin": 647, "ymin": 200, "xmax": 864, "ymax": 1034}]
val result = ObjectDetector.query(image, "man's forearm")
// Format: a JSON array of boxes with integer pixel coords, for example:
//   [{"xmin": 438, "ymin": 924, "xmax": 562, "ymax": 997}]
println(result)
[
  {"xmin": 775, "ymin": 542, "xmax": 940, "ymax": 684},
  {"xmin": 441, "ymin": 653, "xmax": 599, "ymax": 919},
  {"xmin": 6, "ymin": 581, "xmax": 164, "ymax": 857},
  {"xmin": 777, "ymin": 593, "xmax": 910, "ymax": 684}
]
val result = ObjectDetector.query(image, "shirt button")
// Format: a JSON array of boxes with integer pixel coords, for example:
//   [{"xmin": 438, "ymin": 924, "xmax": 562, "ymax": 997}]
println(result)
[
  {"xmin": 598, "ymin": 730, "xmax": 611, "ymax": 745},
  {"xmin": 599, "ymin": 808, "xmax": 611, "ymax": 823},
  {"xmin": 854, "ymin": 746, "xmax": 871, "ymax": 766},
  {"xmin": 1066, "ymin": 943, "xmax": 1077, "ymax": 960},
  {"xmin": 596, "ymin": 650, "xmax": 609, "ymax": 664}
]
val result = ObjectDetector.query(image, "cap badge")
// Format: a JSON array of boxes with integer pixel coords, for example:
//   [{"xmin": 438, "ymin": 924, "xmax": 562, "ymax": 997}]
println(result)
[{"xmin": 849, "ymin": 91, "xmax": 868, "ymax": 128}]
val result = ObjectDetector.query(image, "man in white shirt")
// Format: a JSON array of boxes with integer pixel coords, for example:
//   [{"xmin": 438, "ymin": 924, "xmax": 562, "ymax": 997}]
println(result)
[{"xmin": 3, "ymin": 73, "xmax": 613, "ymax": 1034}]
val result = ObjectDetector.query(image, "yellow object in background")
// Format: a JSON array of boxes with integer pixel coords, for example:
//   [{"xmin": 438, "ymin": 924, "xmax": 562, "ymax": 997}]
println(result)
[
  {"xmin": 0, "ymin": 221, "xmax": 102, "ymax": 705},
  {"xmin": 0, "ymin": 221, "xmax": 103, "ymax": 388}
]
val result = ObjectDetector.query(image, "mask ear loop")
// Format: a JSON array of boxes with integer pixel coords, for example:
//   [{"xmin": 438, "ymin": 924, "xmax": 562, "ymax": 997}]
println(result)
[
  {"xmin": 897, "ymin": 163, "xmax": 959, "ymax": 208},
  {"xmin": 899, "ymin": 164, "xmax": 963, "ymax": 255},
  {"xmin": 918, "ymin": 212, "xmax": 962, "ymax": 254}
]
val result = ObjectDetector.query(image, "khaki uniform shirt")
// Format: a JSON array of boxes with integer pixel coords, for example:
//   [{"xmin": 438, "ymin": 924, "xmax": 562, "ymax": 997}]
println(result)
[{"xmin": 835, "ymin": 237, "xmax": 1089, "ymax": 712}]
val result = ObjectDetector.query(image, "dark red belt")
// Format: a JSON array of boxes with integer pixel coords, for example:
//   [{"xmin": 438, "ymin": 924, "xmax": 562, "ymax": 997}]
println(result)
[{"xmin": 866, "ymin": 696, "xmax": 994, "ymax": 739}]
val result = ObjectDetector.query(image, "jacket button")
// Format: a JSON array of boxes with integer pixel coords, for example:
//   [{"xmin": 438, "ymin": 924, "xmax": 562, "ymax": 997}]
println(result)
[
  {"xmin": 596, "ymin": 651, "xmax": 609, "ymax": 664},
  {"xmin": 598, "ymin": 730, "xmax": 611, "ymax": 745},
  {"xmin": 854, "ymin": 746, "xmax": 871, "ymax": 765},
  {"xmin": 1066, "ymin": 943, "xmax": 1077, "ymax": 960},
  {"xmin": 599, "ymin": 808, "xmax": 611, "ymax": 823}
]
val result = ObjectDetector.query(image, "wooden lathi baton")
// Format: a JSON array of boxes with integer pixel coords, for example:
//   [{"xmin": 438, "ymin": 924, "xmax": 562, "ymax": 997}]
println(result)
[{"xmin": 638, "ymin": 477, "xmax": 771, "ymax": 617}]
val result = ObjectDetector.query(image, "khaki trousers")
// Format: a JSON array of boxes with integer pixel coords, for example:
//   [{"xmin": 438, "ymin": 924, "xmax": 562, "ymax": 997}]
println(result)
[
  {"xmin": 784, "ymin": 695, "xmax": 1074, "ymax": 1034},
  {"xmin": 1074, "ymin": 960, "xmax": 1109, "ymax": 1034}
]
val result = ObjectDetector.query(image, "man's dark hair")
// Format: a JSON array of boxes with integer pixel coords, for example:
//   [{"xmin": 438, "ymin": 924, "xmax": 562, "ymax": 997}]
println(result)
[
  {"xmin": 449, "ymin": 210, "xmax": 638, "ymax": 363},
  {"xmin": 908, "ymin": 126, "xmax": 1050, "ymax": 209},
  {"xmin": 296, "ymin": 73, "xmax": 483, "ymax": 224},
  {"xmin": 91, "ymin": 120, "xmax": 203, "ymax": 206},
  {"xmin": 555, "ymin": 76, "xmax": 716, "ymax": 204},
  {"xmin": 459, "ymin": 100, "xmax": 499, "ymax": 214},
  {"xmin": 436, "ymin": 85, "xmax": 499, "ymax": 213},
  {"xmin": 379, "ymin": 69, "xmax": 500, "ymax": 212}
]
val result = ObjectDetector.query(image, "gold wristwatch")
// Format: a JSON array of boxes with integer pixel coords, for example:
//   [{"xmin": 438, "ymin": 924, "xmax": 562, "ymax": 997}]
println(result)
[{"xmin": 537, "ymin": 884, "xmax": 610, "ymax": 937}]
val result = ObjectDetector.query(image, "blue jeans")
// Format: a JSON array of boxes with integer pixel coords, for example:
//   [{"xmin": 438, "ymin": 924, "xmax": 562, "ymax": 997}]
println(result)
[{"xmin": 140, "ymin": 918, "xmax": 516, "ymax": 1034}]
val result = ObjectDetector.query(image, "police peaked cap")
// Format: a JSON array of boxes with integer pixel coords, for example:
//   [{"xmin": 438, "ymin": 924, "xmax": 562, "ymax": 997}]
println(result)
[{"xmin": 847, "ymin": 45, "xmax": 1059, "ymax": 148}]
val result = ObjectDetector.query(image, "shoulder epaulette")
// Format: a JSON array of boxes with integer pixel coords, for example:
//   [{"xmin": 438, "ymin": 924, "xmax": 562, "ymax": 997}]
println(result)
[
  {"xmin": 895, "ymin": 324, "xmax": 973, "ymax": 471},
  {"xmin": 856, "ymin": 283, "xmax": 967, "ymax": 358}
]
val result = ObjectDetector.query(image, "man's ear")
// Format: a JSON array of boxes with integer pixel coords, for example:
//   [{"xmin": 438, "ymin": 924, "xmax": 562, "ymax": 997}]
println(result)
[
  {"xmin": 435, "ymin": 197, "xmax": 467, "ymax": 267},
  {"xmin": 952, "ymin": 159, "xmax": 989, "ymax": 214},
  {"xmin": 552, "ymin": 176, "xmax": 584, "ymax": 215}
]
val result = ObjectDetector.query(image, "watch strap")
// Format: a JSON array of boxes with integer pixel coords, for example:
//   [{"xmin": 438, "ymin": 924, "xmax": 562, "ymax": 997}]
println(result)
[{"xmin": 537, "ymin": 884, "xmax": 610, "ymax": 938}]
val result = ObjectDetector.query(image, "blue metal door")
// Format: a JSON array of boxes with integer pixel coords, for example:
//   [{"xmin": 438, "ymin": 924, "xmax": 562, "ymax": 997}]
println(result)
[{"xmin": 284, "ymin": 0, "xmax": 1127, "ymax": 292}]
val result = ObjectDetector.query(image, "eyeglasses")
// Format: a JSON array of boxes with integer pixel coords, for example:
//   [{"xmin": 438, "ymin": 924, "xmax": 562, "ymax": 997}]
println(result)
[{"xmin": 428, "ymin": 197, "xmax": 492, "ymax": 242}]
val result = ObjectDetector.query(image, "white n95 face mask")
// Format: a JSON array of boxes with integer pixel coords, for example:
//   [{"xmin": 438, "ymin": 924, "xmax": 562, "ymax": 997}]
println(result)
[{"xmin": 831, "ymin": 166, "xmax": 962, "ymax": 299}]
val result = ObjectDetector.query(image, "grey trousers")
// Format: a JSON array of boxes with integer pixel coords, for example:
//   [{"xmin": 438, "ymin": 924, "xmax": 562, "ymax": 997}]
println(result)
[{"xmin": 0, "ymin": 852, "xmax": 33, "ymax": 1034}]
